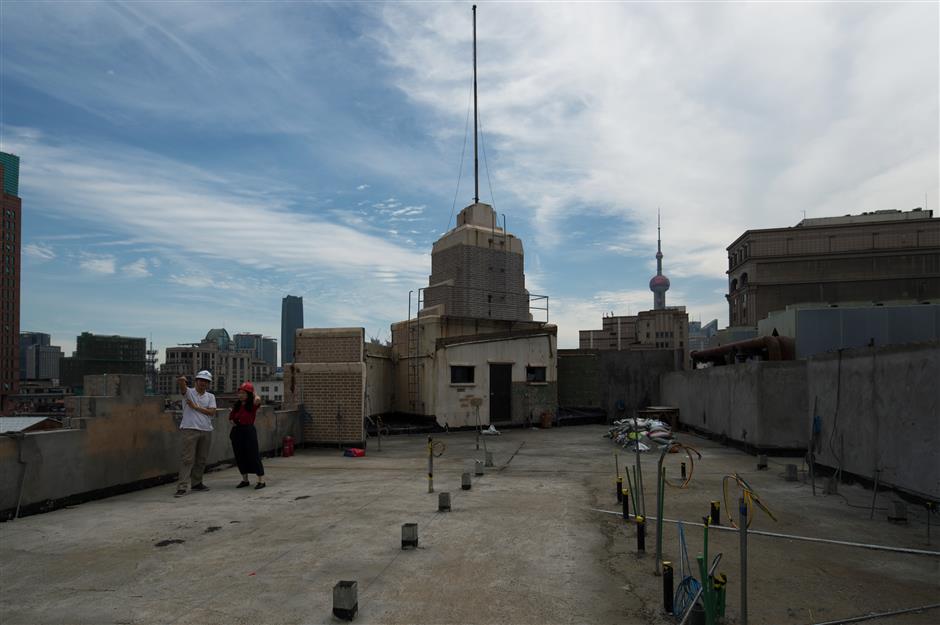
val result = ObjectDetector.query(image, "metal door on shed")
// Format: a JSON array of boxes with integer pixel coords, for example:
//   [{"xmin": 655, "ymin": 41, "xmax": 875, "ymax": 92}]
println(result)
[{"xmin": 489, "ymin": 363, "xmax": 512, "ymax": 423}]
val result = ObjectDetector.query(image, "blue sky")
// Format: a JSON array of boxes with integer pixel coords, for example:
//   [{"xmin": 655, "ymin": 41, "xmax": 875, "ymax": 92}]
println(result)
[{"xmin": 2, "ymin": 2, "xmax": 937, "ymax": 359}]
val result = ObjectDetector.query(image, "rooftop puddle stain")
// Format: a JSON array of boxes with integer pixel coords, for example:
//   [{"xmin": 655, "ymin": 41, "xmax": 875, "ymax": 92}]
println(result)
[
  {"xmin": 154, "ymin": 539, "xmax": 185, "ymax": 547},
  {"xmin": 204, "ymin": 526, "xmax": 221, "ymax": 534}
]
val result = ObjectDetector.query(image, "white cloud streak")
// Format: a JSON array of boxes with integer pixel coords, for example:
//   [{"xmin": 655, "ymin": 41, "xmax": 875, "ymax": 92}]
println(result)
[
  {"xmin": 6, "ymin": 127, "xmax": 430, "ymax": 282},
  {"xmin": 22, "ymin": 243, "xmax": 56, "ymax": 262},
  {"xmin": 79, "ymin": 253, "xmax": 116, "ymax": 275},
  {"xmin": 122, "ymin": 258, "xmax": 151, "ymax": 278}
]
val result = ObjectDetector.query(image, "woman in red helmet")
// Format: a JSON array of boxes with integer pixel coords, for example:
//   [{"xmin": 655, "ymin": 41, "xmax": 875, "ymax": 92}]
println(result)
[{"xmin": 229, "ymin": 381, "xmax": 266, "ymax": 489}]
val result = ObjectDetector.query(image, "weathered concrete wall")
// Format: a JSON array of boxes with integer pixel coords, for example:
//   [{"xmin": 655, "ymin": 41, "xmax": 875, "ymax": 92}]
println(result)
[
  {"xmin": 511, "ymin": 381, "xmax": 557, "ymax": 427},
  {"xmin": 365, "ymin": 343, "xmax": 394, "ymax": 417},
  {"xmin": 558, "ymin": 349, "xmax": 678, "ymax": 420},
  {"xmin": 661, "ymin": 361, "xmax": 808, "ymax": 449},
  {"xmin": 82, "ymin": 374, "xmax": 145, "ymax": 399},
  {"xmin": 807, "ymin": 342, "xmax": 940, "ymax": 499},
  {"xmin": 558, "ymin": 351, "xmax": 602, "ymax": 409},
  {"xmin": 0, "ymin": 395, "xmax": 302, "ymax": 519},
  {"xmin": 433, "ymin": 334, "xmax": 557, "ymax": 427}
]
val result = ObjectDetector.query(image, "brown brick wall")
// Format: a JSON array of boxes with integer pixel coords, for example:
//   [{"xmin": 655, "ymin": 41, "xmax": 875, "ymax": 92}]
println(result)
[
  {"xmin": 295, "ymin": 367, "xmax": 363, "ymax": 443},
  {"xmin": 294, "ymin": 329, "xmax": 363, "ymax": 363}
]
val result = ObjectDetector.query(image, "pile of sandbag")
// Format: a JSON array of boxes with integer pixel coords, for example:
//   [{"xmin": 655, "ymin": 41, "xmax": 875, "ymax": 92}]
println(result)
[{"xmin": 605, "ymin": 417, "xmax": 674, "ymax": 452}]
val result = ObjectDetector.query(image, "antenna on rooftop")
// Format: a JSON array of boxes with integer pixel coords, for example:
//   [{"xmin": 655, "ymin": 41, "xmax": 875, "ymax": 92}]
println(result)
[{"xmin": 472, "ymin": 4, "xmax": 479, "ymax": 204}]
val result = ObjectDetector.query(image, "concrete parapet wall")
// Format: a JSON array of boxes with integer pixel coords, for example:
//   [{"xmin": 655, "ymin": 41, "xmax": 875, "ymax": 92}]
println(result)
[
  {"xmin": 661, "ymin": 361, "xmax": 808, "ymax": 449},
  {"xmin": 0, "ymin": 395, "xmax": 302, "ymax": 519},
  {"xmin": 559, "ymin": 349, "xmax": 678, "ymax": 419},
  {"xmin": 807, "ymin": 342, "xmax": 940, "ymax": 499}
]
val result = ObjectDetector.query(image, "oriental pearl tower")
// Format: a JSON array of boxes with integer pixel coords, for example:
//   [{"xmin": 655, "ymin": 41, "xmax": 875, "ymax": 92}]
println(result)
[{"xmin": 649, "ymin": 211, "xmax": 670, "ymax": 310}]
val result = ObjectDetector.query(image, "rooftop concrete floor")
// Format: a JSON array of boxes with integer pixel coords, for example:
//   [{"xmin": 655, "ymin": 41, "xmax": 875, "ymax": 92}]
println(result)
[{"xmin": 1, "ymin": 425, "xmax": 938, "ymax": 625}]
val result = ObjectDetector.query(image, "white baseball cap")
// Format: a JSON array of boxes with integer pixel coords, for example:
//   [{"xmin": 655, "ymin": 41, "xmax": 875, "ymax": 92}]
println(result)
[{"xmin": 195, "ymin": 370, "xmax": 213, "ymax": 382}]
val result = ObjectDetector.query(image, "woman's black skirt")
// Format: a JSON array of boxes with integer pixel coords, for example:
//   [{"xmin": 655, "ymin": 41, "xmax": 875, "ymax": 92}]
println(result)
[{"xmin": 230, "ymin": 424, "xmax": 264, "ymax": 476}]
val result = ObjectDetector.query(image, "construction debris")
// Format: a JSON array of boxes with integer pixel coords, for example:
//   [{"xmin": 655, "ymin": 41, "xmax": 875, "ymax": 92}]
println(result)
[{"xmin": 605, "ymin": 417, "xmax": 675, "ymax": 452}]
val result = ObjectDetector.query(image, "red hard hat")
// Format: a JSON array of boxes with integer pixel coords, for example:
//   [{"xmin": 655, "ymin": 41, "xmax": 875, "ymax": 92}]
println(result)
[{"xmin": 238, "ymin": 381, "xmax": 254, "ymax": 393}]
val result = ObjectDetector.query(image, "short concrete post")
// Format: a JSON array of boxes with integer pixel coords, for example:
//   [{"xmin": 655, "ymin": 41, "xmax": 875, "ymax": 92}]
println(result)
[
  {"xmin": 438, "ymin": 492, "xmax": 451, "ymax": 512},
  {"xmin": 757, "ymin": 455, "xmax": 768, "ymax": 470},
  {"xmin": 332, "ymin": 580, "xmax": 358, "ymax": 621},
  {"xmin": 401, "ymin": 523, "xmax": 418, "ymax": 549},
  {"xmin": 784, "ymin": 464, "xmax": 798, "ymax": 482},
  {"xmin": 485, "ymin": 451, "xmax": 494, "ymax": 467},
  {"xmin": 461, "ymin": 472, "xmax": 472, "ymax": 491},
  {"xmin": 474, "ymin": 460, "xmax": 484, "ymax": 476}
]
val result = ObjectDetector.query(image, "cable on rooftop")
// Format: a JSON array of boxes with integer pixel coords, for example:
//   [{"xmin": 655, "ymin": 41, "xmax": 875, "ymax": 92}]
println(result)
[
  {"xmin": 722, "ymin": 473, "xmax": 777, "ymax": 528},
  {"xmin": 447, "ymin": 79, "xmax": 474, "ymax": 233},
  {"xmin": 478, "ymin": 111, "xmax": 497, "ymax": 211}
]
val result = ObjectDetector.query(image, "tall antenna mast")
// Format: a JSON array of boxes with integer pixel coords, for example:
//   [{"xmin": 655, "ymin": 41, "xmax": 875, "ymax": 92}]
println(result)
[
  {"xmin": 656, "ymin": 208, "xmax": 663, "ymax": 275},
  {"xmin": 472, "ymin": 4, "xmax": 479, "ymax": 204}
]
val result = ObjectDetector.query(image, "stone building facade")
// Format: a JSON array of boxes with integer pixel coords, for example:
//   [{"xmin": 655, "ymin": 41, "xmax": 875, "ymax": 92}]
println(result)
[
  {"xmin": 578, "ymin": 307, "xmax": 690, "ymax": 368},
  {"xmin": 727, "ymin": 209, "xmax": 940, "ymax": 327}
]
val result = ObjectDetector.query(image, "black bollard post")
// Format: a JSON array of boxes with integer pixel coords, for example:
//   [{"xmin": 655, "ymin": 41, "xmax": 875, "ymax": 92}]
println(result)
[
  {"xmin": 662, "ymin": 561, "xmax": 674, "ymax": 614},
  {"xmin": 636, "ymin": 516, "xmax": 646, "ymax": 553},
  {"xmin": 710, "ymin": 500, "xmax": 721, "ymax": 526},
  {"xmin": 616, "ymin": 476, "xmax": 623, "ymax": 503},
  {"xmin": 622, "ymin": 488, "xmax": 629, "ymax": 519},
  {"xmin": 680, "ymin": 462, "xmax": 687, "ymax": 480}
]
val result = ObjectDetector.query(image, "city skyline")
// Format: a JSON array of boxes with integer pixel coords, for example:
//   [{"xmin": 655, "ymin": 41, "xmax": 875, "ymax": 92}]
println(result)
[{"xmin": 2, "ymin": 2, "xmax": 937, "ymax": 358}]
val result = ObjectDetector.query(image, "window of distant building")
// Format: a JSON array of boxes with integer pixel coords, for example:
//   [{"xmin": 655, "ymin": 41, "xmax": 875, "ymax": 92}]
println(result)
[
  {"xmin": 526, "ymin": 366, "xmax": 547, "ymax": 383},
  {"xmin": 450, "ymin": 365, "xmax": 475, "ymax": 384}
]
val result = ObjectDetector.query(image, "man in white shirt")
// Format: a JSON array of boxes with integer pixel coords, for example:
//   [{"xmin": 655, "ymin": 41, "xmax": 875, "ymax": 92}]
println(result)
[{"xmin": 175, "ymin": 370, "xmax": 217, "ymax": 497}]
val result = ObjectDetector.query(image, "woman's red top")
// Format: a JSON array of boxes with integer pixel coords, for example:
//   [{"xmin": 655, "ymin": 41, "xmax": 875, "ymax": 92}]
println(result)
[{"xmin": 230, "ymin": 402, "xmax": 260, "ymax": 426}]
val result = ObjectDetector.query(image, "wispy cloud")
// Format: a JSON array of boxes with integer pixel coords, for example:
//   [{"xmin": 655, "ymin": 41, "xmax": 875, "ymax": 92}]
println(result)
[
  {"xmin": 23, "ymin": 243, "xmax": 56, "ymax": 262},
  {"xmin": 122, "ymin": 258, "xmax": 151, "ymax": 278},
  {"xmin": 79, "ymin": 253, "xmax": 116, "ymax": 275},
  {"xmin": 390, "ymin": 205, "xmax": 425, "ymax": 217},
  {"xmin": 357, "ymin": 184, "xmax": 370, "ymax": 191},
  {"xmin": 6, "ymin": 127, "xmax": 430, "ymax": 282}
]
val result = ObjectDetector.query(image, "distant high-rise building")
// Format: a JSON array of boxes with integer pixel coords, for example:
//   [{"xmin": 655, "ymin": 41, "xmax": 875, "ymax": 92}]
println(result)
[
  {"xmin": 649, "ymin": 212, "xmax": 670, "ymax": 311},
  {"xmin": 158, "ymin": 340, "xmax": 252, "ymax": 395},
  {"xmin": 1, "ymin": 152, "xmax": 21, "ymax": 414},
  {"xmin": 19, "ymin": 332, "xmax": 50, "ymax": 379},
  {"xmin": 60, "ymin": 332, "xmax": 146, "ymax": 392},
  {"xmin": 204, "ymin": 328, "xmax": 231, "ymax": 351},
  {"xmin": 281, "ymin": 295, "xmax": 304, "ymax": 366},
  {"xmin": 24, "ymin": 345, "xmax": 63, "ymax": 381},
  {"xmin": 688, "ymin": 319, "xmax": 719, "ymax": 354},
  {"xmin": 234, "ymin": 332, "xmax": 263, "ymax": 359},
  {"xmin": 20, "ymin": 332, "xmax": 62, "ymax": 380},
  {"xmin": 262, "ymin": 337, "xmax": 277, "ymax": 368}
]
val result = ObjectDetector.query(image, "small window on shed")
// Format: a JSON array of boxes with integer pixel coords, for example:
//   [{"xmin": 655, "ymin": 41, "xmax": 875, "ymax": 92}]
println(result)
[
  {"xmin": 450, "ymin": 365, "xmax": 475, "ymax": 384},
  {"xmin": 526, "ymin": 366, "xmax": 547, "ymax": 383}
]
